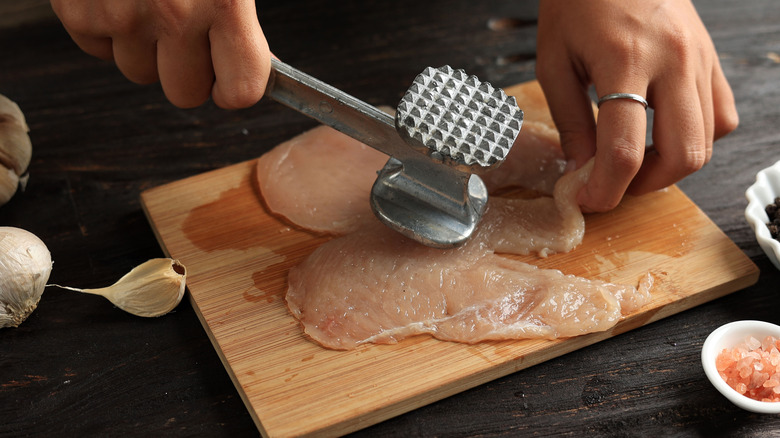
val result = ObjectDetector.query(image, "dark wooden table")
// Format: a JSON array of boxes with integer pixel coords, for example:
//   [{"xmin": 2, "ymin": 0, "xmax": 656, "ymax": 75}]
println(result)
[{"xmin": 2, "ymin": 1, "xmax": 780, "ymax": 436}]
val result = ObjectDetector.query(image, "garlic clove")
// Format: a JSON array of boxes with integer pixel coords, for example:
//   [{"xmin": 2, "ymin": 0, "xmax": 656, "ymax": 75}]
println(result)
[
  {"xmin": 0, "ymin": 94, "xmax": 32, "ymax": 207},
  {"xmin": 0, "ymin": 121, "xmax": 31, "ymax": 175},
  {"xmin": 53, "ymin": 258, "xmax": 187, "ymax": 317},
  {"xmin": 0, "ymin": 165, "xmax": 19, "ymax": 205},
  {"xmin": 0, "ymin": 94, "xmax": 31, "ymax": 175},
  {"xmin": 0, "ymin": 226, "xmax": 53, "ymax": 328},
  {"xmin": 0, "ymin": 94, "xmax": 29, "ymax": 132}
]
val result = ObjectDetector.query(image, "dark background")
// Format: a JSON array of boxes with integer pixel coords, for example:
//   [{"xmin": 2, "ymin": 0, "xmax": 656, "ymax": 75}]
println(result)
[{"xmin": 2, "ymin": 1, "xmax": 780, "ymax": 436}]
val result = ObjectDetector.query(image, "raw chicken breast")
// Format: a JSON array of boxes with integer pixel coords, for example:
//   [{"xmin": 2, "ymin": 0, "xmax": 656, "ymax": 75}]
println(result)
[
  {"xmin": 256, "ymin": 80, "xmax": 570, "ymax": 236},
  {"xmin": 286, "ymin": 219, "xmax": 650, "ymax": 350},
  {"xmin": 256, "ymin": 126, "xmax": 388, "ymax": 234},
  {"xmin": 257, "ymin": 120, "xmax": 582, "ymax": 258},
  {"xmin": 284, "ymin": 159, "xmax": 651, "ymax": 350},
  {"xmin": 256, "ymin": 80, "xmax": 652, "ymax": 350},
  {"xmin": 477, "ymin": 161, "xmax": 588, "ymax": 256}
]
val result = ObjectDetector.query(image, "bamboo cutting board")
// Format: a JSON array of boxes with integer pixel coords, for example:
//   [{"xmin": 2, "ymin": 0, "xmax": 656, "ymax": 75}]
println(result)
[
  {"xmin": 140, "ymin": 90, "xmax": 758, "ymax": 436},
  {"xmin": 141, "ymin": 161, "xmax": 758, "ymax": 437}
]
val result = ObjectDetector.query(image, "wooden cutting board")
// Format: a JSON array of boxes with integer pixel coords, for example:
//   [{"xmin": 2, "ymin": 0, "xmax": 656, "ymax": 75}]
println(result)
[{"xmin": 140, "ymin": 120, "xmax": 758, "ymax": 437}]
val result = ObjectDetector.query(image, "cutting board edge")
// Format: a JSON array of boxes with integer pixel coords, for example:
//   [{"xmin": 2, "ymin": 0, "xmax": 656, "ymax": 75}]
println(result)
[
  {"xmin": 138, "ymin": 150, "xmax": 763, "ymax": 438},
  {"xmin": 140, "ymin": 190, "xmax": 171, "ymax": 258},
  {"xmin": 140, "ymin": 187, "xmax": 271, "ymax": 436},
  {"xmin": 295, "ymin": 269, "xmax": 761, "ymax": 437}
]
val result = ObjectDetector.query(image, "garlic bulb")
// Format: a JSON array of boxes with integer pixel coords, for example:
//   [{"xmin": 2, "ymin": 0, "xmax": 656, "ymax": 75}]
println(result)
[
  {"xmin": 52, "ymin": 258, "xmax": 187, "ymax": 317},
  {"xmin": 0, "ymin": 94, "xmax": 32, "ymax": 206},
  {"xmin": 0, "ymin": 226, "xmax": 53, "ymax": 328},
  {"xmin": 0, "ymin": 225, "xmax": 186, "ymax": 326}
]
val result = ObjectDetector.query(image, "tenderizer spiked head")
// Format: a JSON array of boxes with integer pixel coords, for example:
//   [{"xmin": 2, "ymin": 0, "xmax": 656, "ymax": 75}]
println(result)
[{"xmin": 395, "ymin": 65, "xmax": 523, "ymax": 173}]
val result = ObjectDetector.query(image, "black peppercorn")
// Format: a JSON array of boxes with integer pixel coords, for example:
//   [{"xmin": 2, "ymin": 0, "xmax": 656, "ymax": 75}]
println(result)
[{"xmin": 765, "ymin": 199, "xmax": 780, "ymax": 239}]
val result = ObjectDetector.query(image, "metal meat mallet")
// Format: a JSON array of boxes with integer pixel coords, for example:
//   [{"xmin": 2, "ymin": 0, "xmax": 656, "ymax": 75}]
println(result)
[{"xmin": 266, "ymin": 59, "xmax": 523, "ymax": 248}]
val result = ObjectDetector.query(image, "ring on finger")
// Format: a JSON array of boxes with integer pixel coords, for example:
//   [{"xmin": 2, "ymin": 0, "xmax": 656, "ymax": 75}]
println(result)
[{"xmin": 597, "ymin": 93, "xmax": 648, "ymax": 110}]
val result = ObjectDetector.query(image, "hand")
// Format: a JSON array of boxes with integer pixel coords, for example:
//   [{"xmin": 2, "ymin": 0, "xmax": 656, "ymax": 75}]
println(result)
[
  {"xmin": 536, "ymin": 0, "xmax": 738, "ymax": 212},
  {"xmin": 50, "ymin": 0, "xmax": 271, "ymax": 109}
]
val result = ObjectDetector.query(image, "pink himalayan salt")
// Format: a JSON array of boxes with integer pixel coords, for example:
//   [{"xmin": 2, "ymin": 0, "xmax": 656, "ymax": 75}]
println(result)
[{"xmin": 716, "ymin": 335, "xmax": 780, "ymax": 402}]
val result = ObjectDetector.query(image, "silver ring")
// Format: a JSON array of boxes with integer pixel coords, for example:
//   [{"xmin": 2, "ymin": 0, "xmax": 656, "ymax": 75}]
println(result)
[{"xmin": 597, "ymin": 93, "xmax": 648, "ymax": 109}]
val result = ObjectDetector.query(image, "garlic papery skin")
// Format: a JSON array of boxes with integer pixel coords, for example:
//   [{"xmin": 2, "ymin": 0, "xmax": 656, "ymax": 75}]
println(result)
[
  {"xmin": 52, "ymin": 258, "xmax": 187, "ymax": 317},
  {"xmin": 0, "ymin": 227, "xmax": 53, "ymax": 328},
  {"xmin": 0, "ymin": 94, "xmax": 31, "ymax": 207}
]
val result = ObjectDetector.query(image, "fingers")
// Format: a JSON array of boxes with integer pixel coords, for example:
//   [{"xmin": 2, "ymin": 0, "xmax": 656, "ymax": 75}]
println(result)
[
  {"xmin": 536, "ymin": 58, "xmax": 598, "ymax": 171},
  {"xmin": 157, "ymin": 33, "xmax": 213, "ymax": 108},
  {"xmin": 51, "ymin": 0, "xmax": 114, "ymax": 60},
  {"xmin": 535, "ymin": 1, "xmax": 598, "ymax": 171},
  {"xmin": 628, "ymin": 59, "xmax": 738, "ymax": 197},
  {"xmin": 629, "ymin": 78, "xmax": 705, "ymax": 197},
  {"xmin": 112, "ymin": 37, "xmax": 159, "ymax": 85},
  {"xmin": 581, "ymin": 91, "xmax": 648, "ymax": 212},
  {"xmin": 535, "ymin": 0, "xmax": 738, "ymax": 213},
  {"xmin": 208, "ymin": 6, "xmax": 271, "ymax": 109},
  {"xmin": 155, "ymin": 1, "xmax": 269, "ymax": 109},
  {"xmin": 699, "ymin": 75, "xmax": 715, "ymax": 164},
  {"xmin": 67, "ymin": 34, "xmax": 114, "ymax": 61},
  {"xmin": 537, "ymin": 52, "xmax": 649, "ymax": 213},
  {"xmin": 51, "ymin": 0, "xmax": 271, "ymax": 110},
  {"xmin": 590, "ymin": 61, "xmax": 734, "ymax": 207},
  {"xmin": 711, "ymin": 61, "xmax": 740, "ymax": 140}
]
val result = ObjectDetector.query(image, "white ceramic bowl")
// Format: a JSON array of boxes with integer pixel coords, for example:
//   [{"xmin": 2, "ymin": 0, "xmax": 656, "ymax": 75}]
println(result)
[
  {"xmin": 745, "ymin": 160, "xmax": 780, "ymax": 270},
  {"xmin": 701, "ymin": 320, "xmax": 780, "ymax": 413}
]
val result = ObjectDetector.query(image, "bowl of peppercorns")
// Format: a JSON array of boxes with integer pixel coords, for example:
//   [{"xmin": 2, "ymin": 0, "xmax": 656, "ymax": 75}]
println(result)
[{"xmin": 745, "ymin": 160, "xmax": 780, "ymax": 270}]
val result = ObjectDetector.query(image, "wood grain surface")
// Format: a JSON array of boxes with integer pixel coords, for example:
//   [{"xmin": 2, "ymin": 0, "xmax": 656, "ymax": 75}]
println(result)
[
  {"xmin": 140, "ymin": 112, "xmax": 757, "ymax": 436},
  {"xmin": 3, "ymin": 1, "xmax": 780, "ymax": 437}
]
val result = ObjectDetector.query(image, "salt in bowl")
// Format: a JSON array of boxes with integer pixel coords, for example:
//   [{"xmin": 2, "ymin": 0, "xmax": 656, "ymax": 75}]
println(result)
[{"xmin": 701, "ymin": 320, "xmax": 780, "ymax": 414}]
